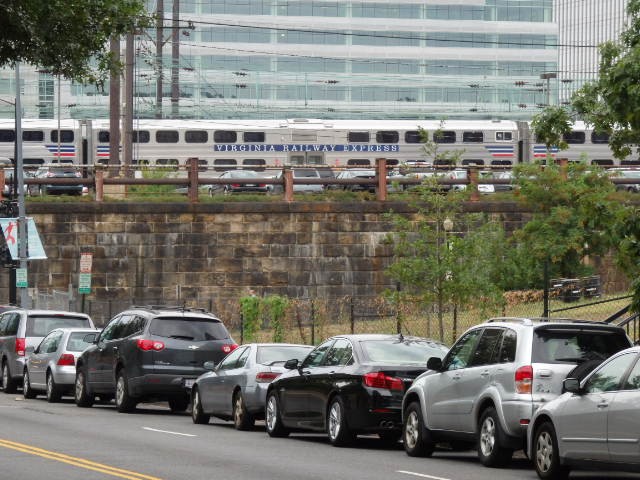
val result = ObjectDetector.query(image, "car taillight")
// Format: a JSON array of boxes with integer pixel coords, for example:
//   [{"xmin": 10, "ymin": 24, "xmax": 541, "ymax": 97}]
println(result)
[
  {"xmin": 363, "ymin": 372, "xmax": 403, "ymax": 391},
  {"xmin": 136, "ymin": 339, "xmax": 165, "ymax": 351},
  {"xmin": 515, "ymin": 365, "xmax": 533, "ymax": 394},
  {"xmin": 222, "ymin": 344, "xmax": 238, "ymax": 354},
  {"xmin": 57, "ymin": 353, "xmax": 75, "ymax": 366},
  {"xmin": 256, "ymin": 371, "xmax": 281, "ymax": 383},
  {"xmin": 231, "ymin": 183, "xmax": 240, "ymax": 188},
  {"xmin": 15, "ymin": 338, "xmax": 25, "ymax": 357}
]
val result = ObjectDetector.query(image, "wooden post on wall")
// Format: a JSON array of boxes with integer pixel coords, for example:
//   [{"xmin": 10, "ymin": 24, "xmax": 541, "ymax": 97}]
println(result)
[{"xmin": 376, "ymin": 157, "xmax": 387, "ymax": 201}]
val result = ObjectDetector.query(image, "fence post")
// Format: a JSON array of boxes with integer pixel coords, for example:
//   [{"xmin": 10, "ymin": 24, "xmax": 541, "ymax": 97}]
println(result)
[
  {"xmin": 187, "ymin": 157, "xmax": 199, "ymax": 203},
  {"xmin": 240, "ymin": 312, "xmax": 244, "ymax": 345},
  {"xmin": 350, "ymin": 296, "xmax": 355, "ymax": 334},
  {"xmin": 376, "ymin": 157, "xmax": 387, "ymax": 201},
  {"xmin": 310, "ymin": 300, "xmax": 315, "ymax": 345},
  {"xmin": 468, "ymin": 167, "xmax": 480, "ymax": 202},
  {"xmin": 95, "ymin": 166, "xmax": 104, "ymax": 202},
  {"xmin": 283, "ymin": 168, "xmax": 294, "ymax": 202},
  {"xmin": 543, "ymin": 258, "xmax": 550, "ymax": 317}
]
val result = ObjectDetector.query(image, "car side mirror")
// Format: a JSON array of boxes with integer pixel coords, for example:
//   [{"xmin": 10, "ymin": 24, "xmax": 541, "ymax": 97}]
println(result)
[
  {"xmin": 563, "ymin": 377, "xmax": 582, "ymax": 394},
  {"xmin": 426, "ymin": 356, "xmax": 443, "ymax": 371},
  {"xmin": 284, "ymin": 358, "xmax": 299, "ymax": 370},
  {"xmin": 203, "ymin": 361, "xmax": 216, "ymax": 371}
]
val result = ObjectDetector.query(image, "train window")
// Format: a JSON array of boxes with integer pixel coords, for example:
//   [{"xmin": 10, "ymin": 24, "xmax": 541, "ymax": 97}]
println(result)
[
  {"xmin": 291, "ymin": 132, "xmax": 317, "ymax": 142},
  {"xmin": 214, "ymin": 130, "xmax": 237, "ymax": 143},
  {"xmin": 133, "ymin": 159, "xmax": 151, "ymax": 166},
  {"xmin": 563, "ymin": 131, "xmax": 585, "ymax": 144},
  {"xmin": 404, "ymin": 130, "xmax": 423, "ymax": 143},
  {"xmin": 495, "ymin": 131, "xmax": 512, "ymax": 141},
  {"xmin": 98, "ymin": 131, "xmax": 109, "ymax": 143},
  {"xmin": 242, "ymin": 159, "xmax": 266, "ymax": 171},
  {"xmin": 462, "ymin": 131, "xmax": 483, "ymax": 143},
  {"xmin": 156, "ymin": 159, "xmax": 179, "ymax": 170},
  {"xmin": 376, "ymin": 131, "xmax": 399, "ymax": 143},
  {"xmin": 290, "ymin": 155, "xmax": 305, "ymax": 165},
  {"xmin": 243, "ymin": 132, "xmax": 266, "ymax": 142},
  {"xmin": 23, "ymin": 131, "xmax": 44, "ymax": 142},
  {"xmin": 348, "ymin": 132, "xmax": 370, "ymax": 143},
  {"xmin": 156, "ymin": 131, "xmax": 179, "ymax": 143},
  {"xmin": 433, "ymin": 131, "xmax": 456, "ymax": 143},
  {"xmin": 214, "ymin": 159, "xmax": 237, "ymax": 171},
  {"xmin": 51, "ymin": 130, "xmax": 74, "ymax": 143},
  {"xmin": 621, "ymin": 160, "xmax": 640, "ymax": 166},
  {"xmin": 0, "ymin": 130, "xmax": 15, "ymax": 142},
  {"xmin": 592, "ymin": 159, "xmax": 614, "ymax": 166},
  {"xmin": 387, "ymin": 159, "xmax": 399, "ymax": 166},
  {"xmin": 198, "ymin": 159, "xmax": 208, "ymax": 172},
  {"xmin": 185, "ymin": 130, "xmax": 208, "ymax": 143},
  {"xmin": 491, "ymin": 160, "xmax": 512, "ymax": 166},
  {"xmin": 96, "ymin": 159, "xmax": 109, "ymax": 165},
  {"xmin": 434, "ymin": 158, "xmax": 454, "ymax": 167},
  {"xmin": 133, "ymin": 131, "xmax": 150, "ymax": 143},
  {"xmin": 462, "ymin": 159, "xmax": 484, "ymax": 166},
  {"xmin": 591, "ymin": 131, "xmax": 610, "ymax": 144},
  {"xmin": 347, "ymin": 159, "xmax": 371, "ymax": 166},
  {"xmin": 23, "ymin": 159, "xmax": 44, "ymax": 167},
  {"xmin": 308, "ymin": 154, "xmax": 323, "ymax": 165}
]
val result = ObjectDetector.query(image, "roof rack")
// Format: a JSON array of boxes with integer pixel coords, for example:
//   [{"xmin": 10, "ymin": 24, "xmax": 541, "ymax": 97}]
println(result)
[
  {"xmin": 486, "ymin": 317, "xmax": 533, "ymax": 326},
  {"xmin": 130, "ymin": 305, "xmax": 212, "ymax": 315}
]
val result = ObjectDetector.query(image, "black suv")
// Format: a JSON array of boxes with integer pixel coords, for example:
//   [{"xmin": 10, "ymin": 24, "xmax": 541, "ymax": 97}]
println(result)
[{"xmin": 75, "ymin": 306, "xmax": 237, "ymax": 413}]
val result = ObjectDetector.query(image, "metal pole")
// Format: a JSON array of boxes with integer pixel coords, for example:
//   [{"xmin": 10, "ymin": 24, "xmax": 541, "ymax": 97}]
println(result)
[{"xmin": 15, "ymin": 63, "xmax": 29, "ymax": 308}]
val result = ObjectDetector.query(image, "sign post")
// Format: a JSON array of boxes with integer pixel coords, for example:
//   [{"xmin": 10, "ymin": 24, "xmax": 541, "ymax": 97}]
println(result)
[{"xmin": 79, "ymin": 251, "xmax": 93, "ymax": 311}]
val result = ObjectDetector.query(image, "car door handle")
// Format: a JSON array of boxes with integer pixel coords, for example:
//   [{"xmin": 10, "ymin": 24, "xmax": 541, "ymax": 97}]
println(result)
[
  {"xmin": 480, "ymin": 370, "xmax": 490, "ymax": 377},
  {"xmin": 452, "ymin": 374, "xmax": 462, "ymax": 380},
  {"xmin": 597, "ymin": 402, "xmax": 609, "ymax": 409}
]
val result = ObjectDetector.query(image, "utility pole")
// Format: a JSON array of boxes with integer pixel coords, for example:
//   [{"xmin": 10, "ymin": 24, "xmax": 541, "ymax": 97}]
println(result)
[
  {"xmin": 123, "ymin": 33, "xmax": 134, "ymax": 173},
  {"xmin": 15, "ymin": 63, "xmax": 29, "ymax": 308},
  {"xmin": 171, "ymin": 0, "xmax": 180, "ymax": 118},
  {"xmin": 109, "ymin": 37, "xmax": 121, "ymax": 172},
  {"xmin": 155, "ymin": 0, "xmax": 164, "ymax": 119}
]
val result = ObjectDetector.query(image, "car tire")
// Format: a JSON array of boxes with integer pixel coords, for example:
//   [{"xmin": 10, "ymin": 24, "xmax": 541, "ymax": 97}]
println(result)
[
  {"xmin": 403, "ymin": 401, "xmax": 435, "ymax": 457},
  {"xmin": 191, "ymin": 387, "xmax": 210, "ymax": 425},
  {"xmin": 22, "ymin": 369, "xmax": 37, "ymax": 399},
  {"xmin": 327, "ymin": 396, "xmax": 356, "ymax": 447},
  {"xmin": 46, "ymin": 371, "xmax": 63, "ymax": 403},
  {"xmin": 233, "ymin": 391, "xmax": 254, "ymax": 431},
  {"xmin": 2, "ymin": 361, "xmax": 18, "ymax": 394},
  {"xmin": 168, "ymin": 395, "xmax": 189, "ymax": 412},
  {"xmin": 115, "ymin": 370, "xmax": 137, "ymax": 413},
  {"xmin": 534, "ymin": 422, "xmax": 570, "ymax": 480},
  {"xmin": 477, "ymin": 407, "xmax": 513, "ymax": 467},
  {"xmin": 265, "ymin": 391, "xmax": 289, "ymax": 438},
  {"xmin": 75, "ymin": 370, "xmax": 94, "ymax": 408}
]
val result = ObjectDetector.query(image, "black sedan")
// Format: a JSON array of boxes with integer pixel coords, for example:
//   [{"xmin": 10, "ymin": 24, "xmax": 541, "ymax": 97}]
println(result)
[{"xmin": 264, "ymin": 334, "xmax": 448, "ymax": 446}]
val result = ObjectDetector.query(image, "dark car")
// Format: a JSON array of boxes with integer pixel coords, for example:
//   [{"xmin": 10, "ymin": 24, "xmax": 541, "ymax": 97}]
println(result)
[
  {"xmin": 207, "ymin": 170, "xmax": 268, "ymax": 195},
  {"xmin": 35, "ymin": 166, "xmax": 86, "ymax": 196},
  {"xmin": 264, "ymin": 334, "xmax": 449, "ymax": 446},
  {"xmin": 74, "ymin": 306, "xmax": 237, "ymax": 413}
]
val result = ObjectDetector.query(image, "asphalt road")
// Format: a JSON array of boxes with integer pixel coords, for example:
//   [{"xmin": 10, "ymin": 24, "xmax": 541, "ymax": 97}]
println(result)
[{"xmin": 0, "ymin": 393, "xmax": 637, "ymax": 480}]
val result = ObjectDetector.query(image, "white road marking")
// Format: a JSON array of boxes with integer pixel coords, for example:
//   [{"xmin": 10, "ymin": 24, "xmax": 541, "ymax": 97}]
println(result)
[
  {"xmin": 397, "ymin": 470, "xmax": 452, "ymax": 480},
  {"xmin": 142, "ymin": 427, "xmax": 196, "ymax": 437}
]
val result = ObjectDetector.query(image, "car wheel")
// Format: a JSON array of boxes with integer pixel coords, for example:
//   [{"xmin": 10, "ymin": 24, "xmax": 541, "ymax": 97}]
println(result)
[
  {"xmin": 233, "ymin": 391, "xmax": 254, "ymax": 431},
  {"xmin": 168, "ymin": 395, "xmax": 189, "ymax": 412},
  {"xmin": 75, "ymin": 370, "xmax": 94, "ymax": 408},
  {"xmin": 403, "ymin": 401, "xmax": 435, "ymax": 457},
  {"xmin": 327, "ymin": 396, "xmax": 355, "ymax": 447},
  {"xmin": 265, "ymin": 391, "xmax": 289, "ymax": 437},
  {"xmin": 2, "ymin": 361, "xmax": 18, "ymax": 394},
  {"xmin": 191, "ymin": 387, "xmax": 210, "ymax": 424},
  {"xmin": 208, "ymin": 187, "xmax": 214, "ymax": 197},
  {"xmin": 534, "ymin": 422, "xmax": 570, "ymax": 480},
  {"xmin": 223, "ymin": 186, "xmax": 231, "ymax": 195},
  {"xmin": 22, "ymin": 369, "xmax": 37, "ymax": 399},
  {"xmin": 477, "ymin": 407, "xmax": 513, "ymax": 467},
  {"xmin": 46, "ymin": 371, "xmax": 63, "ymax": 403},
  {"xmin": 115, "ymin": 370, "xmax": 137, "ymax": 413}
]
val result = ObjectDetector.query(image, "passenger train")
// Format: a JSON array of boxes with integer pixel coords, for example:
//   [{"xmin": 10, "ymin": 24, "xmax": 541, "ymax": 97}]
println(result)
[{"xmin": 0, "ymin": 118, "xmax": 635, "ymax": 172}]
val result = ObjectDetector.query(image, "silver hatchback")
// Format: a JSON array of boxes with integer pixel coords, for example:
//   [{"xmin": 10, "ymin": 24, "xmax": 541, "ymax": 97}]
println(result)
[
  {"xmin": 402, "ymin": 318, "xmax": 632, "ymax": 467},
  {"xmin": 23, "ymin": 328, "xmax": 100, "ymax": 402}
]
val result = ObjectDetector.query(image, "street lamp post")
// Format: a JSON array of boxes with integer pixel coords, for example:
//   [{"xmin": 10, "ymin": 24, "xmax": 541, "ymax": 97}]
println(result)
[{"xmin": 540, "ymin": 72, "xmax": 557, "ymax": 107}]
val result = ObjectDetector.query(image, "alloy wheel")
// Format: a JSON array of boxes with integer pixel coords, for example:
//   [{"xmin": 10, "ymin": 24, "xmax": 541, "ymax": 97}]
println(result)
[
  {"xmin": 328, "ymin": 401, "xmax": 342, "ymax": 441},
  {"xmin": 404, "ymin": 410, "xmax": 420, "ymax": 450},
  {"xmin": 266, "ymin": 396, "xmax": 277, "ymax": 432},
  {"xmin": 479, "ymin": 415, "xmax": 496, "ymax": 457},
  {"xmin": 536, "ymin": 430, "xmax": 554, "ymax": 473}
]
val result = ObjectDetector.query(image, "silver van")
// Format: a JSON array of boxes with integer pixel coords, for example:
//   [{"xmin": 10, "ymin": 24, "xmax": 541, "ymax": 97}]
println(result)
[
  {"xmin": 0, "ymin": 309, "xmax": 95, "ymax": 393},
  {"xmin": 402, "ymin": 318, "xmax": 632, "ymax": 467}
]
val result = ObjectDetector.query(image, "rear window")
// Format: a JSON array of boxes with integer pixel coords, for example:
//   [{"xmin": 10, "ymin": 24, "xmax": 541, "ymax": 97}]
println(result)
[
  {"xmin": 257, "ymin": 345, "xmax": 313, "ymax": 365},
  {"xmin": 26, "ymin": 315, "xmax": 91, "ymax": 337},
  {"xmin": 66, "ymin": 332, "xmax": 96, "ymax": 352},
  {"xmin": 360, "ymin": 339, "xmax": 448, "ymax": 365},
  {"xmin": 149, "ymin": 317, "xmax": 230, "ymax": 341},
  {"xmin": 533, "ymin": 328, "xmax": 631, "ymax": 364}
]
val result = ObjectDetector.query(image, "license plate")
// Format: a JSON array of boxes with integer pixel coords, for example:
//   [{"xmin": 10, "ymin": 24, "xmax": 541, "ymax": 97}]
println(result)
[{"xmin": 184, "ymin": 379, "xmax": 195, "ymax": 388}]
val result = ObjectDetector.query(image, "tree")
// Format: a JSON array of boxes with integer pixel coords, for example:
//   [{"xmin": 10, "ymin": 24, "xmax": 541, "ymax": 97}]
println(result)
[
  {"xmin": 530, "ymin": 106, "xmax": 573, "ymax": 162},
  {"xmin": 571, "ymin": 0, "xmax": 640, "ymax": 160},
  {"xmin": 0, "ymin": 0, "xmax": 150, "ymax": 84}
]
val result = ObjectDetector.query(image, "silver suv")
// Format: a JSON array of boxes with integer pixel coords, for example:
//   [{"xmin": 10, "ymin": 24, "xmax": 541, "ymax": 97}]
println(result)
[
  {"xmin": 402, "ymin": 317, "xmax": 632, "ymax": 467},
  {"xmin": 0, "ymin": 309, "xmax": 95, "ymax": 393}
]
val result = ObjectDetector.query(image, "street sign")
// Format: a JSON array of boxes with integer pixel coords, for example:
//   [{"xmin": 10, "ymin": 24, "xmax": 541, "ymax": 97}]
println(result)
[
  {"xmin": 16, "ymin": 268, "xmax": 27, "ymax": 288},
  {"xmin": 80, "ymin": 252, "xmax": 93, "ymax": 273},
  {"xmin": 0, "ymin": 218, "xmax": 47, "ymax": 260},
  {"xmin": 79, "ymin": 273, "xmax": 92, "ymax": 294}
]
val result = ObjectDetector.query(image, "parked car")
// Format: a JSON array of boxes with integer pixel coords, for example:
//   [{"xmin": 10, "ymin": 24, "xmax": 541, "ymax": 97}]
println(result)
[
  {"xmin": 332, "ymin": 169, "xmax": 377, "ymax": 192},
  {"xmin": 269, "ymin": 168, "xmax": 324, "ymax": 194},
  {"xmin": 264, "ymin": 334, "xmax": 449, "ymax": 446},
  {"xmin": 490, "ymin": 170, "xmax": 515, "ymax": 192},
  {"xmin": 35, "ymin": 166, "xmax": 86, "ymax": 196},
  {"xmin": 191, "ymin": 343, "xmax": 313, "ymax": 429},
  {"xmin": 23, "ymin": 327, "xmax": 100, "ymax": 402},
  {"xmin": 528, "ymin": 345, "xmax": 640, "ymax": 479},
  {"xmin": 610, "ymin": 168, "xmax": 640, "ymax": 193},
  {"xmin": 402, "ymin": 318, "xmax": 632, "ymax": 466},
  {"xmin": 447, "ymin": 169, "xmax": 494, "ymax": 193},
  {"xmin": 74, "ymin": 305, "xmax": 237, "ymax": 413},
  {"xmin": 207, "ymin": 170, "xmax": 269, "ymax": 195},
  {"xmin": 0, "ymin": 309, "xmax": 95, "ymax": 393}
]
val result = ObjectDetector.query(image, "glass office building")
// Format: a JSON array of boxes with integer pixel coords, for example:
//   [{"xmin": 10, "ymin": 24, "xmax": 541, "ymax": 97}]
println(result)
[{"xmin": 1, "ymin": 0, "xmax": 560, "ymax": 120}]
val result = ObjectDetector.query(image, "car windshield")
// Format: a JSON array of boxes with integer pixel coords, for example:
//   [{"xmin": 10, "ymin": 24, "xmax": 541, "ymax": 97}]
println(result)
[
  {"xmin": 533, "ymin": 328, "xmax": 631, "ymax": 364},
  {"xmin": 26, "ymin": 315, "xmax": 91, "ymax": 337},
  {"xmin": 257, "ymin": 345, "xmax": 313, "ymax": 364},
  {"xmin": 66, "ymin": 332, "xmax": 96, "ymax": 352},
  {"xmin": 228, "ymin": 170, "xmax": 258, "ymax": 178},
  {"xmin": 294, "ymin": 169, "xmax": 319, "ymax": 178},
  {"xmin": 359, "ymin": 339, "xmax": 448, "ymax": 365},
  {"xmin": 149, "ymin": 317, "xmax": 230, "ymax": 341}
]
